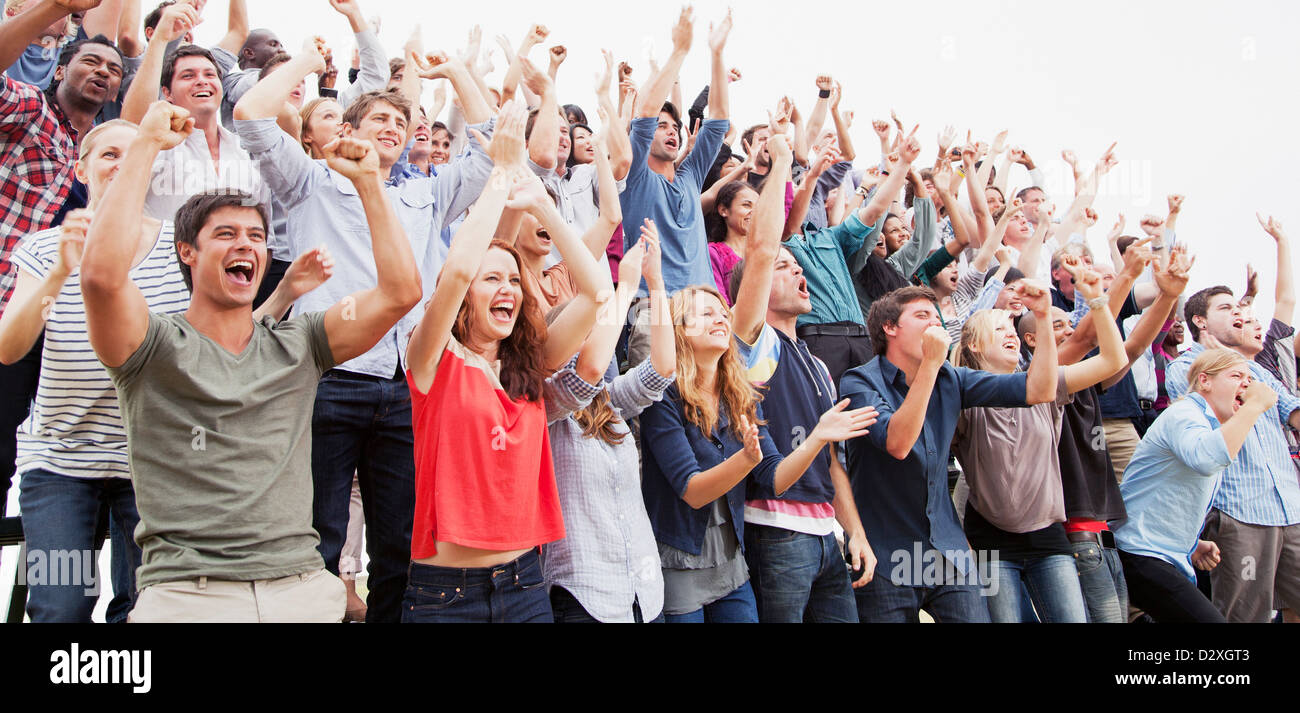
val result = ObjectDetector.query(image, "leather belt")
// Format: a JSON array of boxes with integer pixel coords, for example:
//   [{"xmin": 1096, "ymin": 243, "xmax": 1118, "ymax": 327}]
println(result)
[
  {"xmin": 796, "ymin": 322, "xmax": 868, "ymax": 338},
  {"xmin": 1067, "ymin": 530, "xmax": 1116, "ymax": 548}
]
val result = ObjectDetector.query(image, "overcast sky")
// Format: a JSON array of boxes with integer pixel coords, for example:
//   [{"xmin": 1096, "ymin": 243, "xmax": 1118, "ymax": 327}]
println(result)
[{"xmin": 181, "ymin": 0, "xmax": 1300, "ymax": 320}]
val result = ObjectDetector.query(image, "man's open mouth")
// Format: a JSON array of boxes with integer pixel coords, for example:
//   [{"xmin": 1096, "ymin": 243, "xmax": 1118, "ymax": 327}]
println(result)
[{"xmin": 225, "ymin": 259, "xmax": 256, "ymax": 285}]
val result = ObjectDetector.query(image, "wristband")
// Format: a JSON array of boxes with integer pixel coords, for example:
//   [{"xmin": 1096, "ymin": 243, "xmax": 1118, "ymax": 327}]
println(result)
[
  {"xmin": 818, "ymin": 89, "xmax": 831, "ymax": 99},
  {"xmin": 318, "ymin": 87, "xmax": 339, "ymax": 99},
  {"xmin": 1087, "ymin": 296, "xmax": 1108, "ymax": 311}
]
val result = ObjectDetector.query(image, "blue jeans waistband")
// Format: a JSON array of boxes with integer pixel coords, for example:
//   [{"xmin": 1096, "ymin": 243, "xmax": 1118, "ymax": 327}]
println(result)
[{"xmin": 406, "ymin": 549, "xmax": 541, "ymax": 589}]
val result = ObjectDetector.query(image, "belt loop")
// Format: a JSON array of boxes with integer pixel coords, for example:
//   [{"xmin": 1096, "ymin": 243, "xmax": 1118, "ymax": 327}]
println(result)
[{"xmin": 198, "ymin": 576, "xmax": 207, "ymax": 591}]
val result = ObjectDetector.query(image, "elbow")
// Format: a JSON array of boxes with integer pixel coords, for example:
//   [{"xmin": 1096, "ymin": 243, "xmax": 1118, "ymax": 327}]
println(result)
[
  {"xmin": 232, "ymin": 99, "xmax": 256, "ymax": 122},
  {"xmin": 682, "ymin": 490, "xmax": 710, "ymax": 510},
  {"xmin": 78, "ymin": 265, "xmax": 123, "ymax": 298}
]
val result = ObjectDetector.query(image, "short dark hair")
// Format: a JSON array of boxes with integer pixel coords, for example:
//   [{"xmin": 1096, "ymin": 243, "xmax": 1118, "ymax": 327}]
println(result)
[
  {"xmin": 867, "ymin": 286, "xmax": 938, "ymax": 356},
  {"xmin": 46, "ymin": 35, "xmax": 125, "ymax": 102},
  {"xmin": 985, "ymin": 266, "xmax": 1025, "ymax": 287},
  {"xmin": 1184, "ymin": 285, "xmax": 1234, "ymax": 342},
  {"xmin": 161, "ymin": 45, "xmax": 223, "ymax": 92},
  {"xmin": 562, "ymin": 103, "xmax": 587, "ymax": 126},
  {"xmin": 659, "ymin": 101, "xmax": 683, "ymax": 133},
  {"xmin": 740, "ymin": 123, "xmax": 767, "ymax": 151},
  {"xmin": 342, "ymin": 90, "xmax": 412, "ymax": 130},
  {"xmin": 1116, "ymin": 235, "xmax": 1141, "ymax": 255},
  {"xmin": 388, "ymin": 57, "xmax": 406, "ymax": 77},
  {"xmin": 173, "ymin": 192, "xmax": 268, "ymax": 292},
  {"xmin": 259, "ymin": 52, "xmax": 292, "ymax": 79},
  {"xmin": 144, "ymin": 1, "xmax": 176, "ymax": 32}
]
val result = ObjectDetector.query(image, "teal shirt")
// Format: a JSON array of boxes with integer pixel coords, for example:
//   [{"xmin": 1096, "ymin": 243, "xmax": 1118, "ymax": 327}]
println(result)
[{"xmin": 786, "ymin": 211, "xmax": 877, "ymax": 327}]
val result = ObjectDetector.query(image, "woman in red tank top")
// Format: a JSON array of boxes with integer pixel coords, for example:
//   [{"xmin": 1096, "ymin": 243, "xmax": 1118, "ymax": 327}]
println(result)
[{"xmin": 400, "ymin": 101, "xmax": 611, "ymax": 623}]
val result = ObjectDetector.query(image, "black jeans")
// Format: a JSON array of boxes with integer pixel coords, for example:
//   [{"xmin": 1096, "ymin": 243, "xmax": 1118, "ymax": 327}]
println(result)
[
  {"xmin": 1118, "ymin": 549, "xmax": 1226, "ymax": 622},
  {"xmin": 0, "ymin": 334, "xmax": 42, "ymax": 514},
  {"xmin": 797, "ymin": 324, "xmax": 872, "ymax": 389},
  {"xmin": 549, "ymin": 585, "xmax": 661, "ymax": 623}
]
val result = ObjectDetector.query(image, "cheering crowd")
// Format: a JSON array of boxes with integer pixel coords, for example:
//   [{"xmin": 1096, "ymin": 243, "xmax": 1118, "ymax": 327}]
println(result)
[{"xmin": 0, "ymin": 0, "xmax": 1296, "ymax": 624}]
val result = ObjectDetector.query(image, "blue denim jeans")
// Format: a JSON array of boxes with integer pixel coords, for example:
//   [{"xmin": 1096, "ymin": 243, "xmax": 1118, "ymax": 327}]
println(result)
[
  {"xmin": 311, "ymin": 371, "xmax": 415, "ymax": 624},
  {"xmin": 854, "ymin": 575, "xmax": 991, "ymax": 623},
  {"xmin": 1071, "ymin": 540, "xmax": 1128, "ymax": 623},
  {"xmin": 743, "ymin": 524, "xmax": 857, "ymax": 623},
  {"xmin": 986, "ymin": 554, "xmax": 1088, "ymax": 623},
  {"xmin": 18, "ymin": 469, "xmax": 140, "ymax": 623},
  {"xmin": 401, "ymin": 550, "xmax": 553, "ymax": 623},
  {"xmin": 663, "ymin": 580, "xmax": 759, "ymax": 623}
]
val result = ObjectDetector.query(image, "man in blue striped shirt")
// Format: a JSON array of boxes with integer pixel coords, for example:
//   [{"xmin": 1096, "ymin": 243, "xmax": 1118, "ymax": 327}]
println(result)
[{"xmin": 1165, "ymin": 285, "xmax": 1300, "ymax": 622}]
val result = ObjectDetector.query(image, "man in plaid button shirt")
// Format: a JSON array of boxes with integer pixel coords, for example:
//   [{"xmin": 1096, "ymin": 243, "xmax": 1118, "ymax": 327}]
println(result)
[{"xmin": 0, "ymin": 0, "xmax": 124, "ymax": 507}]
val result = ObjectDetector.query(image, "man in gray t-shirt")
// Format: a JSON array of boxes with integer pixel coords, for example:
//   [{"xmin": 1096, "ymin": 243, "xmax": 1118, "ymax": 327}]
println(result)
[{"xmin": 82, "ymin": 101, "xmax": 423, "ymax": 623}]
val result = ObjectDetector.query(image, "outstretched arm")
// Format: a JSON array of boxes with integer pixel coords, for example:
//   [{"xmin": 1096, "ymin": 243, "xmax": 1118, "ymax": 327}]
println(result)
[
  {"xmin": 0, "ymin": 0, "xmax": 95, "ymax": 73},
  {"xmin": 706, "ymin": 8, "xmax": 731, "ymax": 121},
  {"xmin": 234, "ymin": 38, "xmax": 325, "ymax": 121},
  {"xmin": 730, "ymin": 134, "xmax": 793, "ymax": 344},
  {"xmin": 81, "ymin": 101, "xmax": 192, "ymax": 368},
  {"xmin": 214, "ymin": 0, "xmax": 249, "ymax": 57},
  {"xmin": 637, "ymin": 7, "xmax": 692, "ymax": 118},
  {"xmin": 121, "ymin": 0, "xmax": 197, "ymax": 123}
]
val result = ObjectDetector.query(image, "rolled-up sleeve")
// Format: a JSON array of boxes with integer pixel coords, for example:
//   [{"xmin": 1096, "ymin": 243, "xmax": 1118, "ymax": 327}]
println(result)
[
  {"xmin": 543, "ymin": 363, "xmax": 602, "ymax": 425},
  {"xmin": 431, "ymin": 117, "xmax": 496, "ymax": 231},
  {"xmin": 1168, "ymin": 414, "xmax": 1232, "ymax": 477},
  {"xmin": 607, "ymin": 358, "xmax": 673, "ymax": 420},
  {"xmin": 235, "ymin": 117, "xmax": 325, "ymax": 210}
]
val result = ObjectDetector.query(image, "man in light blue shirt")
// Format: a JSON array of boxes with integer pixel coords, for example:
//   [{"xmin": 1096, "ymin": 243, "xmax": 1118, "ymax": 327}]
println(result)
[
  {"xmin": 1165, "ymin": 286, "xmax": 1300, "ymax": 621},
  {"xmin": 233, "ymin": 46, "xmax": 495, "ymax": 623},
  {"xmin": 622, "ymin": 7, "xmax": 733, "ymax": 367}
]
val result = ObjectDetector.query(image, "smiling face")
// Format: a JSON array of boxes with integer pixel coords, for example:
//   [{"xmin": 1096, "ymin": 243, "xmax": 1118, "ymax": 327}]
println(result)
[
  {"xmin": 409, "ymin": 115, "xmax": 433, "ymax": 163},
  {"xmin": 163, "ymin": 54, "xmax": 222, "ymax": 118},
  {"xmin": 178, "ymin": 205, "xmax": 268, "ymax": 308},
  {"xmin": 718, "ymin": 185, "xmax": 758, "ymax": 238},
  {"xmin": 978, "ymin": 314, "xmax": 1021, "ymax": 373},
  {"xmin": 464, "ymin": 246, "xmax": 525, "ymax": 347},
  {"xmin": 75, "ymin": 123, "xmax": 136, "ymax": 202},
  {"xmin": 428, "ymin": 127, "xmax": 452, "ymax": 165},
  {"xmin": 882, "ymin": 215, "xmax": 911, "ymax": 255},
  {"xmin": 344, "ymin": 100, "xmax": 409, "ymax": 168},
  {"xmin": 570, "ymin": 126, "xmax": 595, "ymax": 164},
  {"xmin": 682, "ymin": 289, "xmax": 732, "ymax": 357},
  {"xmin": 994, "ymin": 280, "xmax": 1025, "ymax": 314},
  {"xmin": 302, "ymin": 99, "xmax": 343, "ymax": 158},
  {"xmin": 649, "ymin": 111, "xmax": 681, "ymax": 163}
]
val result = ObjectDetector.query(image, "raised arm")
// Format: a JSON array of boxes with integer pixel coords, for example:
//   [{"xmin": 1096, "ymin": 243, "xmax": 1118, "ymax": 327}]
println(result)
[
  {"xmin": 1100, "ymin": 250, "xmax": 1192, "ymax": 390},
  {"xmin": 858, "ymin": 136, "xmax": 920, "ymax": 228},
  {"xmin": 637, "ymin": 7, "xmax": 692, "ymax": 119},
  {"xmin": 1016, "ymin": 204, "xmax": 1053, "ymax": 279},
  {"xmin": 519, "ymin": 55, "xmax": 559, "ymax": 170},
  {"xmin": 115, "ymin": 0, "xmax": 142, "ymax": 58},
  {"xmin": 214, "ymin": 0, "xmax": 248, "ymax": 57},
  {"xmin": 406, "ymin": 103, "xmax": 525, "ymax": 392},
  {"xmin": 885, "ymin": 326, "xmax": 949, "ymax": 459},
  {"xmin": 577, "ymin": 123, "xmax": 622, "ymax": 258},
  {"xmin": 0, "ymin": 211, "xmax": 91, "ymax": 364},
  {"xmin": 786, "ymin": 147, "xmax": 835, "ymax": 239},
  {"xmin": 961, "ymin": 139, "xmax": 995, "ymax": 244},
  {"xmin": 730, "ymin": 134, "xmax": 793, "ymax": 344},
  {"xmin": 411, "ymin": 51, "xmax": 490, "ymax": 125},
  {"xmin": 974, "ymin": 129, "xmax": 1007, "ymax": 191},
  {"xmin": 829, "ymin": 82, "xmax": 855, "ymax": 162},
  {"xmin": 0, "ymin": 0, "xmax": 96, "ymax": 73},
  {"xmin": 706, "ymin": 8, "xmax": 731, "ymax": 121},
  {"xmin": 320, "ymin": 136, "xmax": 423, "ymax": 364},
  {"xmin": 234, "ymin": 38, "xmax": 324, "ymax": 120},
  {"xmin": 1057, "ymin": 269, "xmax": 1125, "ymax": 392},
  {"xmin": 595, "ymin": 49, "xmax": 631, "ymax": 180},
  {"xmin": 1259, "ymin": 214, "xmax": 1294, "ymax": 326},
  {"xmin": 971, "ymin": 198, "xmax": 1022, "ymax": 274},
  {"xmin": 1018, "ymin": 281, "xmax": 1061, "ymax": 404},
  {"xmin": 80, "ymin": 101, "xmax": 191, "ymax": 367},
  {"xmin": 120, "ymin": 0, "xmax": 198, "ymax": 123}
]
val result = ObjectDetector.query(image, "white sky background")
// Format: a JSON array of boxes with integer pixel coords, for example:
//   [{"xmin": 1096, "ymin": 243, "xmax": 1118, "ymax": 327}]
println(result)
[
  {"xmin": 223, "ymin": 0, "xmax": 1298, "ymax": 318},
  {"xmin": 2, "ymin": 0, "xmax": 1298, "ymax": 620}
]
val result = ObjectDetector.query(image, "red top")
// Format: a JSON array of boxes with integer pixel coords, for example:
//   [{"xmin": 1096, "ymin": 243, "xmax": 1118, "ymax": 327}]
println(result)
[
  {"xmin": 407, "ymin": 337, "xmax": 564, "ymax": 559},
  {"xmin": 1065, "ymin": 517, "xmax": 1109, "ymax": 534}
]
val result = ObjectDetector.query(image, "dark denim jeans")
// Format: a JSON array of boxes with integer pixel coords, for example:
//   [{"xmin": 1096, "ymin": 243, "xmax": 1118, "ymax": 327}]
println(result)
[
  {"xmin": 18, "ymin": 469, "xmax": 140, "ymax": 623},
  {"xmin": 744, "ymin": 524, "xmax": 858, "ymax": 623},
  {"xmin": 985, "ymin": 554, "xmax": 1088, "ymax": 622},
  {"xmin": 549, "ymin": 585, "xmax": 663, "ymax": 623},
  {"xmin": 1072, "ymin": 540, "xmax": 1129, "ymax": 623},
  {"xmin": 311, "ymin": 371, "xmax": 416, "ymax": 624},
  {"xmin": 401, "ymin": 550, "xmax": 553, "ymax": 623},
  {"xmin": 854, "ymin": 575, "xmax": 991, "ymax": 623},
  {"xmin": 663, "ymin": 580, "xmax": 759, "ymax": 623}
]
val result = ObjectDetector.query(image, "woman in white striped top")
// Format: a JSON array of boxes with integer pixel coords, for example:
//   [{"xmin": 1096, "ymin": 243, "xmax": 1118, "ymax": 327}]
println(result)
[{"xmin": 0, "ymin": 119, "xmax": 330, "ymax": 622}]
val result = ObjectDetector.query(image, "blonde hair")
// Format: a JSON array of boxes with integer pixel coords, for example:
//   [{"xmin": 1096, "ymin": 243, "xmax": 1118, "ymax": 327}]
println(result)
[
  {"xmin": 955, "ymin": 308, "xmax": 1013, "ymax": 371},
  {"xmin": 1187, "ymin": 348, "xmax": 1249, "ymax": 394},
  {"xmin": 78, "ymin": 119, "xmax": 137, "ymax": 161},
  {"xmin": 299, "ymin": 97, "xmax": 339, "ymax": 157},
  {"xmin": 669, "ymin": 286, "xmax": 762, "ymax": 440}
]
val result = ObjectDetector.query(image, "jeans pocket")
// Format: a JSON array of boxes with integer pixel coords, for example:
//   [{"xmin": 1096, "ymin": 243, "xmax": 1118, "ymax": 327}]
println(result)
[
  {"xmin": 515, "ymin": 561, "xmax": 546, "ymax": 591},
  {"xmin": 755, "ymin": 526, "xmax": 801, "ymax": 545},
  {"xmin": 1073, "ymin": 543, "xmax": 1104, "ymax": 576},
  {"xmin": 406, "ymin": 584, "xmax": 466, "ymax": 610}
]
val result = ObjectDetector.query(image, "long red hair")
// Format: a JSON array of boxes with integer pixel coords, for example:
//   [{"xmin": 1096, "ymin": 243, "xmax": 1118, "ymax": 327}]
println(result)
[{"xmin": 451, "ymin": 240, "xmax": 550, "ymax": 402}]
